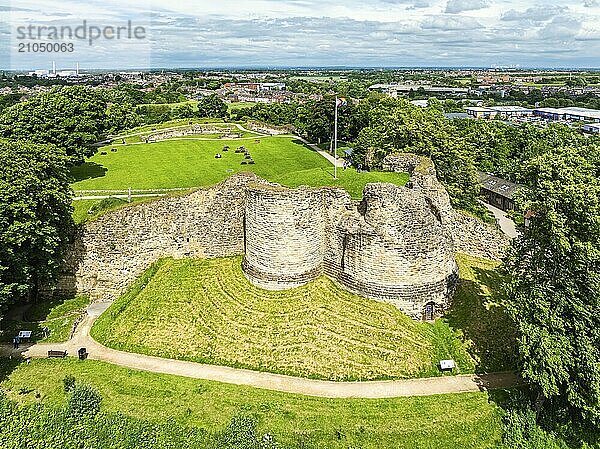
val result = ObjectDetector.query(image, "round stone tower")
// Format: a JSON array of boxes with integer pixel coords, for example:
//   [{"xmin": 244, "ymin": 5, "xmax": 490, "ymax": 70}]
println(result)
[{"xmin": 242, "ymin": 185, "xmax": 325, "ymax": 290}]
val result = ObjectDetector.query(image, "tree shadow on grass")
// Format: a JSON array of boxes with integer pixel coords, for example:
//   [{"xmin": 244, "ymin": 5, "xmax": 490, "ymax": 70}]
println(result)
[
  {"xmin": 290, "ymin": 138, "xmax": 321, "ymax": 153},
  {"xmin": 70, "ymin": 162, "xmax": 108, "ymax": 183},
  {"xmin": 444, "ymin": 266, "xmax": 519, "ymax": 374},
  {"xmin": 0, "ymin": 357, "xmax": 23, "ymax": 383}
]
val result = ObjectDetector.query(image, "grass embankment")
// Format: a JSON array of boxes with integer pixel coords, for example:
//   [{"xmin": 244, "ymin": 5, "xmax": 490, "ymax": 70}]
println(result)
[
  {"xmin": 115, "ymin": 118, "xmax": 226, "ymax": 137},
  {"xmin": 71, "ymin": 137, "xmax": 409, "ymax": 199},
  {"xmin": 1, "ymin": 296, "xmax": 90, "ymax": 344},
  {"xmin": 448, "ymin": 255, "xmax": 518, "ymax": 373},
  {"xmin": 72, "ymin": 196, "xmax": 170, "ymax": 224},
  {"xmin": 91, "ymin": 254, "xmax": 515, "ymax": 381},
  {"xmin": 0, "ymin": 358, "xmax": 506, "ymax": 448}
]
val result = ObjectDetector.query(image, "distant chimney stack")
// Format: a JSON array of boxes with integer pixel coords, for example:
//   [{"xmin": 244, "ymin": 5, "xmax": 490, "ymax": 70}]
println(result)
[{"xmin": 52, "ymin": 61, "xmax": 56, "ymax": 74}]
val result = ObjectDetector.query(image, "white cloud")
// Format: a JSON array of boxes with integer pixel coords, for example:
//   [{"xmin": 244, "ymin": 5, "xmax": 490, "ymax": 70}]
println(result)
[
  {"xmin": 2, "ymin": 0, "xmax": 600, "ymax": 69},
  {"xmin": 445, "ymin": 0, "xmax": 489, "ymax": 14}
]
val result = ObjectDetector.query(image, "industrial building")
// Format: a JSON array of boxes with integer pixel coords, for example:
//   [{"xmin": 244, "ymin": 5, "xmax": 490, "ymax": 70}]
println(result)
[
  {"xmin": 583, "ymin": 123, "xmax": 600, "ymax": 134},
  {"xmin": 559, "ymin": 107, "xmax": 600, "ymax": 123},
  {"xmin": 488, "ymin": 105, "xmax": 533, "ymax": 118},
  {"xmin": 533, "ymin": 107, "xmax": 600, "ymax": 122},
  {"xmin": 466, "ymin": 107, "xmax": 497, "ymax": 119},
  {"xmin": 465, "ymin": 105, "xmax": 532, "ymax": 119}
]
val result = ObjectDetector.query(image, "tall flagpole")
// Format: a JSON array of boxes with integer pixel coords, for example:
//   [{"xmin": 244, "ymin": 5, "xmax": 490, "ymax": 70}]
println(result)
[{"xmin": 334, "ymin": 97, "xmax": 338, "ymax": 180}]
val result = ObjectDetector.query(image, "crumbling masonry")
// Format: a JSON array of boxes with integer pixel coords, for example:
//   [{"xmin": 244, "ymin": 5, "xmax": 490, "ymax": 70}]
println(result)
[{"xmin": 55, "ymin": 154, "xmax": 509, "ymax": 320}]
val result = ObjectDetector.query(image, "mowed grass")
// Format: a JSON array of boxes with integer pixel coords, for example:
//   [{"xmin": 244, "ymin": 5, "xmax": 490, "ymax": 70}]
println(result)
[
  {"xmin": 71, "ymin": 137, "xmax": 409, "ymax": 199},
  {"xmin": 91, "ymin": 256, "xmax": 475, "ymax": 381},
  {"xmin": 0, "ymin": 358, "xmax": 505, "ymax": 449}
]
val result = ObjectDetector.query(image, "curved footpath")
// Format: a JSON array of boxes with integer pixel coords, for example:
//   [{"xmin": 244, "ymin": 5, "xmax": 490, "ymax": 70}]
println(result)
[{"xmin": 3, "ymin": 303, "xmax": 521, "ymax": 399}]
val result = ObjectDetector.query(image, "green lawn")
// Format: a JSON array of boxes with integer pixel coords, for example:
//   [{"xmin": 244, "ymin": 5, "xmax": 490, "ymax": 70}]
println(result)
[
  {"xmin": 228, "ymin": 101, "xmax": 256, "ymax": 112},
  {"xmin": 91, "ymin": 254, "xmax": 500, "ymax": 381},
  {"xmin": 140, "ymin": 100, "xmax": 199, "ymax": 111},
  {"xmin": 0, "ymin": 358, "xmax": 506, "ymax": 448},
  {"xmin": 71, "ymin": 137, "xmax": 409, "ymax": 199},
  {"xmin": 1, "ymin": 296, "xmax": 90, "ymax": 344}
]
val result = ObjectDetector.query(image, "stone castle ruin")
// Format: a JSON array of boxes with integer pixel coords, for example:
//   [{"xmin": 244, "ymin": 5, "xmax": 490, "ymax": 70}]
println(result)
[{"xmin": 56, "ymin": 154, "xmax": 508, "ymax": 320}]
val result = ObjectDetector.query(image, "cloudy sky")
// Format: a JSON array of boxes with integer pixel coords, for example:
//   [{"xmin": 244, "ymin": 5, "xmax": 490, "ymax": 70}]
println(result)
[{"xmin": 1, "ymin": 0, "xmax": 599, "ymax": 70}]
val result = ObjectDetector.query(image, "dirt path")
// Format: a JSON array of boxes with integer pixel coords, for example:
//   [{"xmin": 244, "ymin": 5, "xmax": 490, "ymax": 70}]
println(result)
[{"xmin": 1, "ymin": 303, "xmax": 521, "ymax": 399}]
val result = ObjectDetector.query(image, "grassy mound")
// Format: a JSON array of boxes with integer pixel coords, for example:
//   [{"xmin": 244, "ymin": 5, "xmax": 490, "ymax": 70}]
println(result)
[
  {"xmin": 0, "ymin": 358, "xmax": 506, "ymax": 449},
  {"xmin": 92, "ymin": 257, "xmax": 474, "ymax": 381},
  {"xmin": 70, "ymin": 137, "xmax": 408, "ymax": 199}
]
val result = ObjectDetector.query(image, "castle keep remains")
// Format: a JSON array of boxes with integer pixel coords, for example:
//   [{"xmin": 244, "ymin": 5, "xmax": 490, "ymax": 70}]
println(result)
[{"xmin": 56, "ymin": 154, "xmax": 508, "ymax": 320}]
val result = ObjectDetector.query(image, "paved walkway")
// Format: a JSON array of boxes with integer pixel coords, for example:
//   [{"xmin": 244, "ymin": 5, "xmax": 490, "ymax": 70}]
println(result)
[
  {"xmin": 293, "ymin": 136, "xmax": 345, "ymax": 168},
  {"xmin": 482, "ymin": 202, "xmax": 519, "ymax": 238},
  {"xmin": 3, "ymin": 303, "xmax": 520, "ymax": 399}
]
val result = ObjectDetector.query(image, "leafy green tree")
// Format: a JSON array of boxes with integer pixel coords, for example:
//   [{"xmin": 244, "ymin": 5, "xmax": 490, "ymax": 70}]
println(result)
[
  {"xmin": 105, "ymin": 102, "xmax": 141, "ymax": 134},
  {"xmin": 0, "ymin": 93, "xmax": 21, "ymax": 113},
  {"xmin": 0, "ymin": 86, "xmax": 110, "ymax": 161},
  {"xmin": 504, "ymin": 145, "xmax": 600, "ymax": 426},
  {"xmin": 0, "ymin": 139, "xmax": 73, "ymax": 312},
  {"xmin": 173, "ymin": 103, "xmax": 195, "ymax": 119},
  {"xmin": 136, "ymin": 104, "xmax": 173, "ymax": 124},
  {"xmin": 353, "ymin": 98, "xmax": 482, "ymax": 212},
  {"xmin": 197, "ymin": 94, "xmax": 228, "ymax": 119}
]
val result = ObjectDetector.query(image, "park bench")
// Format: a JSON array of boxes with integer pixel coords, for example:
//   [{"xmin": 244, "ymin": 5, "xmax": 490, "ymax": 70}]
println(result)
[{"xmin": 48, "ymin": 350, "xmax": 67, "ymax": 359}]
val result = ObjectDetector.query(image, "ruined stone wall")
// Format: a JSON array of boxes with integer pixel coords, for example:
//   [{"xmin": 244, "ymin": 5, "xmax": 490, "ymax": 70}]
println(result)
[
  {"xmin": 55, "ymin": 173, "xmax": 269, "ymax": 301},
  {"xmin": 241, "ymin": 181, "xmax": 458, "ymax": 319},
  {"xmin": 327, "ymin": 184, "xmax": 459, "ymax": 319},
  {"xmin": 148, "ymin": 125, "xmax": 238, "ymax": 142},
  {"xmin": 383, "ymin": 154, "xmax": 509, "ymax": 261},
  {"xmin": 57, "ymin": 153, "xmax": 507, "ymax": 320}
]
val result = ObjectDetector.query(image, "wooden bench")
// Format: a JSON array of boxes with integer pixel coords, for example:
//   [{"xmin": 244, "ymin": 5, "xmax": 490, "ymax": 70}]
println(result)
[{"xmin": 48, "ymin": 350, "xmax": 67, "ymax": 359}]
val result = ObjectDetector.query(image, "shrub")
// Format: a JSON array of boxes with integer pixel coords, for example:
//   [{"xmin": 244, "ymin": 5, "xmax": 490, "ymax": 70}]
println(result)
[
  {"xmin": 67, "ymin": 383, "xmax": 102, "ymax": 418},
  {"xmin": 502, "ymin": 407, "xmax": 568, "ymax": 449},
  {"xmin": 217, "ymin": 413, "xmax": 261, "ymax": 449},
  {"xmin": 63, "ymin": 375, "xmax": 76, "ymax": 393}
]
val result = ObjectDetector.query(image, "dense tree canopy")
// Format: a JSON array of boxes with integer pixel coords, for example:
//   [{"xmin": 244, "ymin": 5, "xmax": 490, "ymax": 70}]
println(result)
[
  {"xmin": 0, "ymin": 139, "xmax": 74, "ymax": 314},
  {"xmin": 504, "ymin": 145, "xmax": 600, "ymax": 426},
  {"xmin": 352, "ymin": 98, "xmax": 482, "ymax": 213},
  {"xmin": 0, "ymin": 86, "xmax": 140, "ymax": 162},
  {"xmin": 197, "ymin": 94, "xmax": 228, "ymax": 119}
]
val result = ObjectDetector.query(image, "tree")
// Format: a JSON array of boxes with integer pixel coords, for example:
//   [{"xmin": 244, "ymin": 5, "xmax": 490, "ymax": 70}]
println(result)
[
  {"xmin": 0, "ymin": 86, "xmax": 112, "ymax": 162},
  {"xmin": 197, "ymin": 94, "xmax": 228, "ymax": 119},
  {"xmin": 105, "ymin": 102, "xmax": 141, "ymax": 133},
  {"xmin": 0, "ymin": 139, "xmax": 73, "ymax": 313},
  {"xmin": 352, "ymin": 98, "xmax": 482, "ymax": 213},
  {"xmin": 504, "ymin": 145, "xmax": 600, "ymax": 426},
  {"xmin": 172, "ymin": 103, "xmax": 195, "ymax": 119}
]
